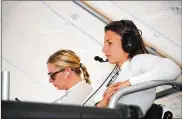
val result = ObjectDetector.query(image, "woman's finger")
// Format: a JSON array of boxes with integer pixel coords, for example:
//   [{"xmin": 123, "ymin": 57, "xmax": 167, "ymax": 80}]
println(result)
[
  {"xmin": 104, "ymin": 88, "xmax": 116, "ymax": 97},
  {"xmin": 103, "ymin": 86, "xmax": 117, "ymax": 97},
  {"xmin": 105, "ymin": 88, "xmax": 117, "ymax": 98},
  {"xmin": 109, "ymin": 82, "xmax": 121, "ymax": 88},
  {"xmin": 103, "ymin": 82, "xmax": 121, "ymax": 96},
  {"xmin": 105, "ymin": 90, "xmax": 117, "ymax": 100}
]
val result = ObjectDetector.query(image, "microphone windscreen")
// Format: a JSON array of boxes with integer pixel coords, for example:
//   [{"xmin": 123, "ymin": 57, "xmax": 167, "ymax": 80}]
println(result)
[{"xmin": 94, "ymin": 56, "xmax": 100, "ymax": 61}]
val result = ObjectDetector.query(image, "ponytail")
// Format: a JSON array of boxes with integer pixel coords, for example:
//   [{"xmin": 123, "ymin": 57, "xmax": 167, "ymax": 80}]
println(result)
[{"xmin": 80, "ymin": 64, "xmax": 91, "ymax": 84}]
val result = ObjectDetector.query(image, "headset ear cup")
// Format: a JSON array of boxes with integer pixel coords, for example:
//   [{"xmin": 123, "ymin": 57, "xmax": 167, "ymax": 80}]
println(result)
[
  {"xmin": 122, "ymin": 30, "xmax": 139, "ymax": 53},
  {"xmin": 122, "ymin": 33, "xmax": 131, "ymax": 53}
]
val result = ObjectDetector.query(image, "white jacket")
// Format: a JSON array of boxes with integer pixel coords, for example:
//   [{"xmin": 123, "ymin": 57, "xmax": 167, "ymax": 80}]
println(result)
[
  {"xmin": 53, "ymin": 80, "xmax": 92, "ymax": 106},
  {"xmin": 84, "ymin": 54, "xmax": 181, "ymax": 115}
]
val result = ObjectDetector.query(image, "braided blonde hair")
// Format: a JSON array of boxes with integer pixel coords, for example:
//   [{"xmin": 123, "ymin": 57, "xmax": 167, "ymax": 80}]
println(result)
[{"xmin": 47, "ymin": 49, "xmax": 91, "ymax": 84}]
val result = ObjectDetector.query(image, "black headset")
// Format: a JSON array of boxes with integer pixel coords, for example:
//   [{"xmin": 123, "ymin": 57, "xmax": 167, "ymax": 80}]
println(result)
[{"xmin": 120, "ymin": 20, "xmax": 142, "ymax": 54}]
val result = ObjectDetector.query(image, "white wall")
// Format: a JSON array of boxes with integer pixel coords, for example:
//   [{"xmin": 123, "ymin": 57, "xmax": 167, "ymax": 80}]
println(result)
[{"xmin": 2, "ymin": 1, "xmax": 113, "ymax": 103}]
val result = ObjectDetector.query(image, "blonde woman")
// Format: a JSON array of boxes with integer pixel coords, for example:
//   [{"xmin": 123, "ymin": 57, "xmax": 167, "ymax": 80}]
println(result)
[{"xmin": 47, "ymin": 49, "xmax": 92, "ymax": 105}]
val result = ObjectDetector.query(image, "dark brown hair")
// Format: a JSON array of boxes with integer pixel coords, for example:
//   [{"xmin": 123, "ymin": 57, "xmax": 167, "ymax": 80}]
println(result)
[{"xmin": 105, "ymin": 20, "xmax": 148, "ymax": 59}]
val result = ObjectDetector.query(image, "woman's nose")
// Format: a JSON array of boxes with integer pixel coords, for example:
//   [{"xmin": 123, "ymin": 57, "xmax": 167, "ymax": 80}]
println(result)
[{"xmin": 102, "ymin": 44, "xmax": 107, "ymax": 53}]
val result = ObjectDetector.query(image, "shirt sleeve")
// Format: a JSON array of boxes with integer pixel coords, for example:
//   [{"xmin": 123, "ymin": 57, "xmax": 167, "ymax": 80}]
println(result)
[{"xmin": 129, "ymin": 54, "xmax": 181, "ymax": 85}]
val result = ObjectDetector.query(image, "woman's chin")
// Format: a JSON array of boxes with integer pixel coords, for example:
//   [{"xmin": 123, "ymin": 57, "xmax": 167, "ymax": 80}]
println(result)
[
  {"xmin": 56, "ymin": 87, "xmax": 61, "ymax": 90},
  {"xmin": 108, "ymin": 59, "xmax": 116, "ymax": 64},
  {"xmin": 56, "ymin": 87, "xmax": 64, "ymax": 90}
]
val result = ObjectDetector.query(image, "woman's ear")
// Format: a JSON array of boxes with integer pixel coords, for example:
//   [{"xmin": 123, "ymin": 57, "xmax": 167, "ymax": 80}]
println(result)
[
  {"xmin": 65, "ymin": 72, "xmax": 69, "ymax": 77},
  {"xmin": 64, "ymin": 67, "xmax": 72, "ymax": 77}
]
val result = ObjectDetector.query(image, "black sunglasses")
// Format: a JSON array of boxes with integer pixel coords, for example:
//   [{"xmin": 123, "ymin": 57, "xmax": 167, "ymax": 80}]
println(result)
[{"xmin": 48, "ymin": 69, "xmax": 65, "ymax": 80}]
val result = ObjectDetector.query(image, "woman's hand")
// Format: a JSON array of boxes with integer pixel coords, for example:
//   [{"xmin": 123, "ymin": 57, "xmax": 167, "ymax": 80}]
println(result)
[
  {"xmin": 103, "ymin": 80, "xmax": 131, "ymax": 98},
  {"xmin": 95, "ymin": 99, "xmax": 109, "ymax": 108},
  {"xmin": 96, "ymin": 89, "xmax": 117, "ymax": 108},
  {"xmin": 96, "ymin": 80, "xmax": 131, "ymax": 108}
]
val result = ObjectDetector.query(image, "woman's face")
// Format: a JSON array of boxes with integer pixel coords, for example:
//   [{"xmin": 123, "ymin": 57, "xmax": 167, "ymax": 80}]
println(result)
[
  {"xmin": 47, "ymin": 63, "xmax": 68, "ymax": 90},
  {"xmin": 102, "ymin": 30, "xmax": 128, "ymax": 66}
]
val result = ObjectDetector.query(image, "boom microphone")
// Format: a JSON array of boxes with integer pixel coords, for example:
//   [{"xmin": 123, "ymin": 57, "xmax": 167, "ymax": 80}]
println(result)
[{"xmin": 94, "ymin": 56, "xmax": 108, "ymax": 63}]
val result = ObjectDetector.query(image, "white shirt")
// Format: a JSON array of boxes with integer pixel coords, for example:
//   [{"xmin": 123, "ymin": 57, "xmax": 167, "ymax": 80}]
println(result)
[
  {"xmin": 53, "ymin": 80, "xmax": 92, "ymax": 106},
  {"xmin": 84, "ymin": 54, "xmax": 181, "ymax": 115}
]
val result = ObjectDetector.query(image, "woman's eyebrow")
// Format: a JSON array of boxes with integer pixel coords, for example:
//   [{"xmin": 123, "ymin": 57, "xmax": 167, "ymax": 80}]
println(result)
[{"xmin": 104, "ymin": 39, "xmax": 111, "ymax": 43}]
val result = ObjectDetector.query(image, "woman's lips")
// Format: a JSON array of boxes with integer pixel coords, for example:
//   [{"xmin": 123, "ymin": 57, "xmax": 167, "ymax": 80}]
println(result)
[{"xmin": 106, "ymin": 55, "xmax": 111, "ymax": 58}]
